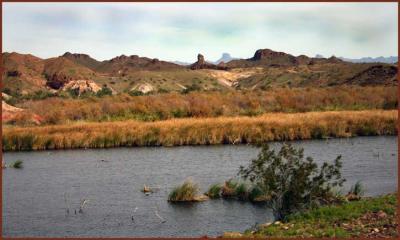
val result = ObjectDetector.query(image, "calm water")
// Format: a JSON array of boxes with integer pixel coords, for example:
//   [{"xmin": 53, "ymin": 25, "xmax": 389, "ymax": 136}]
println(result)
[{"xmin": 2, "ymin": 136, "xmax": 398, "ymax": 237}]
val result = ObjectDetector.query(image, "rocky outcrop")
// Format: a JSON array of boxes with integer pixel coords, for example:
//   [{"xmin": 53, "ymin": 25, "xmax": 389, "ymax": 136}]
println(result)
[
  {"xmin": 189, "ymin": 54, "xmax": 228, "ymax": 70},
  {"xmin": 2, "ymin": 93, "xmax": 12, "ymax": 101},
  {"xmin": 251, "ymin": 49, "xmax": 298, "ymax": 66},
  {"xmin": 131, "ymin": 83, "xmax": 155, "ymax": 94},
  {"xmin": 2, "ymin": 101, "xmax": 23, "ymax": 114},
  {"xmin": 309, "ymin": 56, "xmax": 344, "ymax": 65},
  {"xmin": 345, "ymin": 65, "xmax": 398, "ymax": 86},
  {"xmin": 63, "ymin": 52, "xmax": 92, "ymax": 60},
  {"xmin": 2, "ymin": 101, "xmax": 42, "ymax": 125},
  {"xmin": 296, "ymin": 55, "xmax": 312, "ymax": 65},
  {"xmin": 62, "ymin": 80, "xmax": 102, "ymax": 95}
]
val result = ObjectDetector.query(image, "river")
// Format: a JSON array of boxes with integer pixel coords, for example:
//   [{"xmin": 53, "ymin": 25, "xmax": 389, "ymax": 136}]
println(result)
[{"xmin": 2, "ymin": 136, "xmax": 397, "ymax": 237}]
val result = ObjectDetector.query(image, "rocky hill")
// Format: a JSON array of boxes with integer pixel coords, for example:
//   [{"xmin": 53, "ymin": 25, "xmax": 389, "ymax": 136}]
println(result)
[
  {"xmin": 96, "ymin": 54, "xmax": 184, "ymax": 75},
  {"xmin": 62, "ymin": 52, "xmax": 102, "ymax": 70},
  {"xmin": 2, "ymin": 48, "xmax": 397, "ymax": 96},
  {"xmin": 2, "ymin": 52, "xmax": 46, "ymax": 94},
  {"xmin": 226, "ymin": 48, "xmax": 344, "ymax": 68}
]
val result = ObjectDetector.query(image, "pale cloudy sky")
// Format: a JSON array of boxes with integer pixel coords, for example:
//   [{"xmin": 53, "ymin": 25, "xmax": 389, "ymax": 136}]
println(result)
[{"xmin": 3, "ymin": 2, "xmax": 398, "ymax": 62}]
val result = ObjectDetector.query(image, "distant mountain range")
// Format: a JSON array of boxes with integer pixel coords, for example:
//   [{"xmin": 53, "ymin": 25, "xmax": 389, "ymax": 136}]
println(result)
[
  {"xmin": 340, "ymin": 56, "xmax": 398, "ymax": 64},
  {"xmin": 214, "ymin": 53, "xmax": 238, "ymax": 64},
  {"xmin": 175, "ymin": 53, "xmax": 398, "ymax": 65},
  {"xmin": 315, "ymin": 54, "xmax": 397, "ymax": 64}
]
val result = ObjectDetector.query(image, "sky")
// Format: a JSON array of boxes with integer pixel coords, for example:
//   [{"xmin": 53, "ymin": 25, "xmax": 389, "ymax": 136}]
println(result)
[{"xmin": 3, "ymin": 2, "xmax": 398, "ymax": 62}]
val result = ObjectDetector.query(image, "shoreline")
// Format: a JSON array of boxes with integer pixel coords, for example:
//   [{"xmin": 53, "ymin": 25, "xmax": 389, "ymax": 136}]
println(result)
[
  {"xmin": 236, "ymin": 193, "xmax": 398, "ymax": 238},
  {"xmin": 2, "ymin": 110, "xmax": 397, "ymax": 151},
  {"xmin": 1, "ymin": 135, "xmax": 397, "ymax": 153}
]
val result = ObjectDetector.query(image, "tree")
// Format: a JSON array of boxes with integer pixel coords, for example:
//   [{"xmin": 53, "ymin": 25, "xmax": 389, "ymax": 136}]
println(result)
[{"xmin": 238, "ymin": 143, "xmax": 345, "ymax": 221}]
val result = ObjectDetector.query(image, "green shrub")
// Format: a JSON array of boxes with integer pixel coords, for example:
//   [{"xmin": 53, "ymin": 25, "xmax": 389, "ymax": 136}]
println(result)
[
  {"xmin": 248, "ymin": 185, "xmax": 266, "ymax": 202},
  {"xmin": 96, "ymin": 87, "xmax": 113, "ymax": 97},
  {"xmin": 128, "ymin": 90, "xmax": 144, "ymax": 96},
  {"xmin": 168, "ymin": 179, "xmax": 199, "ymax": 202},
  {"xmin": 235, "ymin": 182, "xmax": 249, "ymax": 200},
  {"xmin": 181, "ymin": 83, "xmax": 202, "ymax": 94},
  {"xmin": 238, "ymin": 143, "xmax": 345, "ymax": 221},
  {"xmin": 221, "ymin": 179, "xmax": 238, "ymax": 198},
  {"xmin": 206, "ymin": 183, "xmax": 222, "ymax": 199},
  {"xmin": 349, "ymin": 181, "xmax": 364, "ymax": 197},
  {"xmin": 12, "ymin": 160, "xmax": 23, "ymax": 169}
]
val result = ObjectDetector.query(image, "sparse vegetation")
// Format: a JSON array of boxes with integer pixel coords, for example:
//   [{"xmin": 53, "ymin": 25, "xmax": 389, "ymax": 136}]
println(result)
[
  {"xmin": 243, "ymin": 193, "xmax": 397, "ymax": 238},
  {"xmin": 2, "ymin": 110, "xmax": 397, "ymax": 151}
]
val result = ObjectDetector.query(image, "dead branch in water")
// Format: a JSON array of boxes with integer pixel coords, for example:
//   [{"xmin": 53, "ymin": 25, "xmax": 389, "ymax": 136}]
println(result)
[
  {"xmin": 79, "ymin": 199, "xmax": 89, "ymax": 213},
  {"xmin": 64, "ymin": 192, "xmax": 70, "ymax": 215},
  {"xmin": 154, "ymin": 205, "xmax": 166, "ymax": 223}
]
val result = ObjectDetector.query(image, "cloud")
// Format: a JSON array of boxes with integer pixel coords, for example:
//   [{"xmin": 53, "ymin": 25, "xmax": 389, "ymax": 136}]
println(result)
[{"xmin": 3, "ymin": 2, "xmax": 398, "ymax": 62}]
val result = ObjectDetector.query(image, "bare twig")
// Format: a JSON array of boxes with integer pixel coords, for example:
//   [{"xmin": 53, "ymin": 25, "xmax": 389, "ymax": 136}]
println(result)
[
  {"xmin": 64, "ymin": 192, "xmax": 70, "ymax": 215},
  {"xmin": 154, "ymin": 205, "xmax": 166, "ymax": 223},
  {"xmin": 79, "ymin": 199, "xmax": 89, "ymax": 213}
]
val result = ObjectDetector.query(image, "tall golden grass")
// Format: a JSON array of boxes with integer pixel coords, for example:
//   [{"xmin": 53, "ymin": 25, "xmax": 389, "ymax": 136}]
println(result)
[
  {"xmin": 15, "ymin": 86, "xmax": 397, "ymax": 125},
  {"xmin": 2, "ymin": 110, "xmax": 397, "ymax": 151}
]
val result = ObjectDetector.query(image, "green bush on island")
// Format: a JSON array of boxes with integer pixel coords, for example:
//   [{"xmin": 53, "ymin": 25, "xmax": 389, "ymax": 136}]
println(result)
[
  {"xmin": 238, "ymin": 143, "xmax": 346, "ymax": 221},
  {"xmin": 221, "ymin": 179, "xmax": 238, "ymax": 198},
  {"xmin": 206, "ymin": 180, "xmax": 273, "ymax": 202},
  {"xmin": 248, "ymin": 185, "xmax": 270, "ymax": 202},
  {"xmin": 235, "ymin": 182, "xmax": 249, "ymax": 200},
  {"xmin": 12, "ymin": 160, "xmax": 23, "ymax": 169}
]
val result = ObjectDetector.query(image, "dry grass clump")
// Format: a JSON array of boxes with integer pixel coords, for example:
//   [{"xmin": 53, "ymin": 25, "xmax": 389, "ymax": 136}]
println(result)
[
  {"xmin": 2, "ymin": 110, "xmax": 397, "ymax": 151},
  {"xmin": 221, "ymin": 179, "xmax": 239, "ymax": 198},
  {"xmin": 14, "ymin": 86, "xmax": 397, "ymax": 125}
]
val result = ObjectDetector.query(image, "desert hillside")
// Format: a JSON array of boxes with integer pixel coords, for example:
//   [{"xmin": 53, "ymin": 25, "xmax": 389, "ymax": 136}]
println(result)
[
  {"xmin": 2, "ymin": 48, "xmax": 397, "ymax": 97},
  {"xmin": 2, "ymin": 48, "xmax": 397, "ymax": 126}
]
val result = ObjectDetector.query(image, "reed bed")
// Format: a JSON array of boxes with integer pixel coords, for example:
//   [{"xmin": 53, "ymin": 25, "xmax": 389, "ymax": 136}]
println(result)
[
  {"xmin": 2, "ymin": 110, "xmax": 397, "ymax": 151},
  {"xmin": 14, "ymin": 86, "xmax": 397, "ymax": 125}
]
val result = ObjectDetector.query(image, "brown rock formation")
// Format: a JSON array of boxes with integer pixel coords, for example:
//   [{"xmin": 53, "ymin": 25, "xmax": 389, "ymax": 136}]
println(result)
[
  {"xmin": 62, "ymin": 80, "xmax": 102, "ymax": 95},
  {"xmin": 251, "ymin": 49, "xmax": 298, "ymax": 66},
  {"xmin": 189, "ymin": 54, "xmax": 228, "ymax": 70}
]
